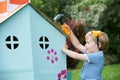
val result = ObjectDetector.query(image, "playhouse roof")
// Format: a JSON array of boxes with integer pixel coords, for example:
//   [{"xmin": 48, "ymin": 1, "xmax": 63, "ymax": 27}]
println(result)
[
  {"xmin": 0, "ymin": 1, "xmax": 64, "ymax": 34},
  {"xmin": 0, "ymin": 0, "xmax": 30, "ymax": 23},
  {"xmin": 0, "ymin": 4, "xmax": 28, "ymax": 23}
]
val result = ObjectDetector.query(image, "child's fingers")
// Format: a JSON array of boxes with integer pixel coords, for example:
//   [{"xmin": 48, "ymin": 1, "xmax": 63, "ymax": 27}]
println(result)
[
  {"xmin": 62, "ymin": 43, "xmax": 68, "ymax": 49},
  {"xmin": 64, "ymin": 43, "xmax": 68, "ymax": 48}
]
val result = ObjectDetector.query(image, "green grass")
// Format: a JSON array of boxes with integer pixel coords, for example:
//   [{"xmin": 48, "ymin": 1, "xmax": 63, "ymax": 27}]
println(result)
[
  {"xmin": 102, "ymin": 64, "xmax": 120, "ymax": 80},
  {"xmin": 68, "ymin": 63, "xmax": 120, "ymax": 80}
]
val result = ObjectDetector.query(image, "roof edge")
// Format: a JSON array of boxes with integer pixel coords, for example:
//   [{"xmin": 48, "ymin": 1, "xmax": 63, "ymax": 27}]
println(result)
[{"xmin": 0, "ymin": 3, "xmax": 28, "ymax": 23}]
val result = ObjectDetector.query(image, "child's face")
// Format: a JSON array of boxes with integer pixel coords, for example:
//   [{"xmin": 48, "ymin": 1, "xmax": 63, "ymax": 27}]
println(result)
[{"xmin": 85, "ymin": 36, "xmax": 99, "ymax": 53}]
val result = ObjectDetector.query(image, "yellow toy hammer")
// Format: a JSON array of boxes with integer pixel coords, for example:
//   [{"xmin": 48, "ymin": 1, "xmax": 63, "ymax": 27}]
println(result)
[{"xmin": 53, "ymin": 14, "xmax": 70, "ymax": 35}]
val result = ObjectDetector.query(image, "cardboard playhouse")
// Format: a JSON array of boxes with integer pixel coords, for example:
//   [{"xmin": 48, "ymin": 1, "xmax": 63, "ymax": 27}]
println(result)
[{"xmin": 0, "ymin": 0, "xmax": 67, "ymax": 80}]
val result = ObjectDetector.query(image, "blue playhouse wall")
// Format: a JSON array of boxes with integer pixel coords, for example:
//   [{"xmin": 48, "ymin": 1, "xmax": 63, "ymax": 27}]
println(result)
[
  {"xmin": 29, "ymin": 5, "xmax": 67, "ymax": 80},
  {"xmin": 0, "ymin": 5, "xmax": 34, "ymax": 80},
  {"xmin": 0, "ymin": 4, "xmax": 67, "ymax": 80}
]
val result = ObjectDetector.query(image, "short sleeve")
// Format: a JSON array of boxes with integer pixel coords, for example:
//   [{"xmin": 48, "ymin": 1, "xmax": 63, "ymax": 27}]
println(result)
[{"xmin": 86, "ymin": 52, "xmax": 104, "ymax": 63}]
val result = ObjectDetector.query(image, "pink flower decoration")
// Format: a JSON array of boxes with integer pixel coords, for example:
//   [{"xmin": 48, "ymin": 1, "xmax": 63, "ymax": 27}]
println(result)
[
  {"xmin": 46, "ymin": 49, "xmax": 58, "ymax": 64},
  {"xmin": 57, "ymin": 70, "xmax": 67, "ymax": 80}
]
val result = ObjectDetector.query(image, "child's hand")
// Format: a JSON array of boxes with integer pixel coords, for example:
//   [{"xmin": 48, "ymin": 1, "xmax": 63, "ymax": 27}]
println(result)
[
  {"xmin": 62, "ymin": 43, "xmax": 68, "ymax": 51},
  {"xmin": 61, "ymin": 23, "xmax": 71, "ymax": 35}
]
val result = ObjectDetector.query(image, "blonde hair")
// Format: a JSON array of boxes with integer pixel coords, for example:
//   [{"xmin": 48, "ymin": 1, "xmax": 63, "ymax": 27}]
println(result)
[{"xmin": 85, "ymin": 30, "xmax": 109, "ymax": 52}]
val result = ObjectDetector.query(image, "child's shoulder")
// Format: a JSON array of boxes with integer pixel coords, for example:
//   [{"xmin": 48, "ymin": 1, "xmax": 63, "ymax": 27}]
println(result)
[
  {"xmin": 93, "ymin": 51, "xmax": 104, "ymax": 57},
  {"xmin": 87, "ymin": 51, "xmax": 104, "ymax": 57}
]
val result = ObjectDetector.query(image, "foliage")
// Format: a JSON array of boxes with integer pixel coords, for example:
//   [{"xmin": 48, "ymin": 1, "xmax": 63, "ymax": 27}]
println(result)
[
  {"xmin": 65, "ymin": 0, "xmax": 120, "ymax": 64},
  {"xmin": 65, "ymin": 0, "xmax": 112, "ymax": 28},
  {"xmin": 31, "ymin": 0, "xmax": 81, "ymax": 20},
  {"xmin": 105, "ymin": 54, "xmax": 119, "ymax": 64},
  {"xmin": 79, "ymin": 3, "xmax": 107, "ymax": 29},
  {"xmin": 99, "ymin": 0, "xmax": 120, "ymax": 62}
]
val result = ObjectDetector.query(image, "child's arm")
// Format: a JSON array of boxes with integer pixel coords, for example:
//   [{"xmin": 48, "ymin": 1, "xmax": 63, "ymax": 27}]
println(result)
[
  {"xmin": 64, "ymin": 24, "xmax": 85, "ymax": 53},
  {"xmin": 69, "ymin": 31, "xmax": 85, "ymax": 52},
  {"xmin": 62, "ymin": 44, "xmax": 88, "ymax": 61}
]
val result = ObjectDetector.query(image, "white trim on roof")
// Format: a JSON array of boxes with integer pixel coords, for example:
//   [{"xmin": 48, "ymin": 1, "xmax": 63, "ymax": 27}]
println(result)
[{"xmin": 0, "ymin": 3, "xmax": 28, "ymax": 23}]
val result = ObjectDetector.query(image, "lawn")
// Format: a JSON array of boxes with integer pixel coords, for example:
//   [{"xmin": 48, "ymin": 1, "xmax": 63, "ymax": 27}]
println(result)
[{"xmin": 68, "ymin": 63, "xmax": 120, "ymax": 80}]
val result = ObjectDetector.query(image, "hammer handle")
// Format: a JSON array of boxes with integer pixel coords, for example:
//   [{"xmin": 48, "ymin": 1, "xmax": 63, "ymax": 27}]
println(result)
[{"xmin": 61, "ymin": 23, "xmax": 70, "ymax": 35}]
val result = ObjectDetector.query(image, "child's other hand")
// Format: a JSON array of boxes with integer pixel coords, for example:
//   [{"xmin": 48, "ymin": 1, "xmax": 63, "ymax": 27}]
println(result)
[{"xmin": 62, "ymin": 43, "xmax": 68, "ymax": 51}]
